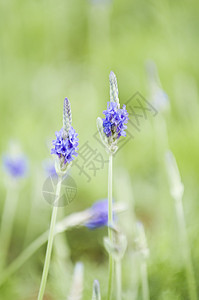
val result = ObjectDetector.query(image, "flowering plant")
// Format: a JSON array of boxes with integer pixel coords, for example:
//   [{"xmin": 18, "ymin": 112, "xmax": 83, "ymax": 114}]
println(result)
[
  {"xmin": 97, "ymin": 71, "xmax": 128, "ymax": 154},
  {"xmin": 51, "ymin": 98, "xmax": 78, "ymax": 175}
]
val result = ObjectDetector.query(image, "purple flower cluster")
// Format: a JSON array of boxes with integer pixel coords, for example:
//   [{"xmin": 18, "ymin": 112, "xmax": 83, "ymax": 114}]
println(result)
[
  {"xmin": 51, "ymin": 127, "xmax": 78, "ymax": 165},
  {"xmin": 3, "ymin": 155, "xmax": 28, "ymax": 178},
  {"xmin": 102, "ymin": 102, "xmax": 128, "ymax": 139}
]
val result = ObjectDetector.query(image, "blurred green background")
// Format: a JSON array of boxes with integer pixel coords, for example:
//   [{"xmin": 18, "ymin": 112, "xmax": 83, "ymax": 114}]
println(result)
[{"xmin": 0, "ymin": 0, "xmax": 199, "ymax": 299}]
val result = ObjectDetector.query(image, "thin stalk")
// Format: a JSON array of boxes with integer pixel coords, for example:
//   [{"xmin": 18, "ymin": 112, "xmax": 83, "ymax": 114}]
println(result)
[
  {"xmin": 107, "ymin": 154, "xmax": 114, "ymax": 300},
  {"xmin": 55, "ymin": 206, "xmax": 71, "ymax": 263},
  {"xmin": 140, "ymin": 261, "xmax": 149, "ymax": 300},
  {"xmin": 175, "ymin": 197, "xmax": 197, "ymax": 300},
  {"xmin": 0, "ymin": 185, "xmax": 18, "ymax": 269},
  {"xmin": 116, "ymin": 260, "xmax": 121, "ymax": 300},
  {"xmin": 37, "ymin": 175, "xmax": 62, "ymax": 300}
]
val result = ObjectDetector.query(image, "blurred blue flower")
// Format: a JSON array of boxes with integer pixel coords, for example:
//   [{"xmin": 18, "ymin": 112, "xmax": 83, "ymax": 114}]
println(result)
[
  {"xmin": 85, "ymin": 199, "xmax": 108, "ymax": 229},
  {"xmin": 103, "ymin": 102, "xmax": 129, "ymax": 139},
  {"xmin": 85, "ymin": 199, "xmax": 116, "ymax": 229},
  {"xmin": 43, "ymin": 159, "xmax": 57, "ymax": 178},
  {"xmin": 2, "ymin": 154, "xmax": 28, "ymax": 178}
]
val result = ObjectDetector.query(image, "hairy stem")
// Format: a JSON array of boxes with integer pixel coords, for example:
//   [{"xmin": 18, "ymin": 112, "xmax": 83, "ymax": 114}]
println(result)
[
  {"xmin": 37, "ymin": 175, "xmax": 62, "ymax": 300},
  {"xmin": 116, "ymin": 260, "xmax": 121, "ymax": 300},
  {"xmin": 107, "ymin": 154, "xmax": 114, "ymax": 300},
  {"xmin": 141, "ymin": 261, "xmax": 149, "ymax": 300},
  {"xmin": 175, "ymin": 197, "xmax": 197, "ymax": 300}
]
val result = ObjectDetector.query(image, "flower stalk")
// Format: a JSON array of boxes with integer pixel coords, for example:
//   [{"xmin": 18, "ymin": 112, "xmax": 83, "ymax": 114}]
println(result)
[
  {"xmin": 0, "ymin": 201, "xmax": 126, "ymax": 286},
  {"xmin": 37, "ymin": 175, "xmax": 62, "ymax": 300},
  {"xmin": 38, "ymin": 97, "xmax": 79, "ymax": 300},
  {"xmin": 165, "ymin": 151, "xmax": 197, "ymax": 300},
  {"xmin": 134, "ymin": 222, "xmax": 150, "ymax": 300},
  {"xmin": 115, "ymin": 259, "xmax": 121, "ymax": 300},
  {"xmin": 104, "ymin": 226, "xmax": 127, "ymax": 300},
  {"xmin": 140, "ymin": 261, "xmax": 149, "ymax": 300},
  {"xmin": 107, "ymin": 153, "xmax": 114, "ymax": 300},
  {"xmin": 97, "ymin": 72, "xmax": 128, "ymax": 300},
  {"xmin": 175, "ymin": 196, "xmax": 197, "ymax": 300}
]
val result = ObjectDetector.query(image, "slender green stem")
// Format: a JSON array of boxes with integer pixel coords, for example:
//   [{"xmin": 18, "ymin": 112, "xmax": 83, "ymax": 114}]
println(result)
[
  {"xmin": 108, "ymin": 256, "xmax": 114, "ymax": 300},
  {"xmin": 54, "ymin": 206, "xmax": 71, "ymax": 264},
  {"xmin": 0, "ymin": 185, "xmax": 18, "ymax": 269},
  {"xmin": 141, "ymin": 261, "xmax": 149, "ymax": 300},
  {"xmin": 37, "ymin": 175, "xmax": 62, "ymax": 300},
  {"xmin": 116, "ymin": 260, "xmax": 121, "ymax": 300},
  {"xmin": 175, "ymin": 197, "xmax": 197, "ymax": 300},
  {"xmin": 107, "ymin": 153, "xmax": 114, "ymax": 300}
]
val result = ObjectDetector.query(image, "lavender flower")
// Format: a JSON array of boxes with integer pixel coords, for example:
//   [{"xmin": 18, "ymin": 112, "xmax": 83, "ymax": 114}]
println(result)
[
  {"xmin": 38, "ymin": 98, "xmax": 78, "ymax": 300},
  {"xmin": 103, "ymin": 102, "xmax": 128, "ymax": 139},
  {"xmin": 51, "ymin": 127, "xmax": 78, "ymax": 164},
  {"xmin": 2, "ymin": 154, "xmax": 28, "ymax": 179},
  {"xmin": 51, "ymin": 98, "xmax": 79, "ymax": 174},
  {"xmin": 97, "ymin": 71, "xmax": 128, "ymax": 154}
]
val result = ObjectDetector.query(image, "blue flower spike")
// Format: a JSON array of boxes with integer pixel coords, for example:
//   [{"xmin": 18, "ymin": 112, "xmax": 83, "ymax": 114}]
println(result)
[
  {"xmin": 97, "ymin": 71, "xmax": 129, "ymax": 154},
  {"xmin": 51, "ymin": 98, "xmax": 79, "ymax": 175}
]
